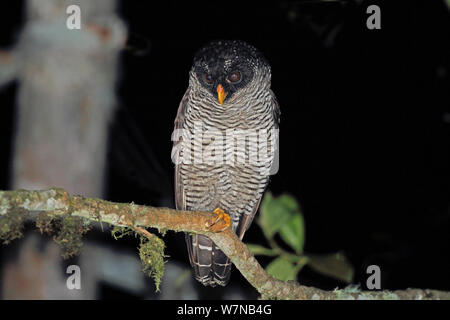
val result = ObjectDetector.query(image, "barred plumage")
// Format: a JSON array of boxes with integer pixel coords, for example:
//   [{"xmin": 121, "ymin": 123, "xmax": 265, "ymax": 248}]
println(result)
[{"xmin": 172, "ymin": 40, "xmax": 280, "ymax": 286}]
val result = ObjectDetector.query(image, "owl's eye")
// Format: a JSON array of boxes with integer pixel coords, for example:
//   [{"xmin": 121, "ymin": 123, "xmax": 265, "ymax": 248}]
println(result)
[
  {"xmin": 227, "ymin": 71, "xmax": 241, "ymax": 83},
  {"xmin": 203, "ymin": 73, "xmax": 213, "ymax": 85}
]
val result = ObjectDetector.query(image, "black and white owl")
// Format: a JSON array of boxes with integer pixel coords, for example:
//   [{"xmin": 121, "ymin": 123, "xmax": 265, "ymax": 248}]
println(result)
[{"xmin": 172, "ymin": 40, "xmax": 280, "ymax": 286}]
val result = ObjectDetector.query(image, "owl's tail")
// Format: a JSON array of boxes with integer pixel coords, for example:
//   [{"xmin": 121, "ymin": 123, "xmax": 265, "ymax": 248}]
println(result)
[{"xmin": 185, "ymin": 234, "xmax": 231, "ymax": 287}]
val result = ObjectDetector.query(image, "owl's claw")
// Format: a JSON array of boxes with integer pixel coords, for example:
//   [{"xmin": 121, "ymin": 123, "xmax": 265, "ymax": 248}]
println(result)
[{"xmin": 209, "ymin": 208, "xmax": 231, "ymax": 232}]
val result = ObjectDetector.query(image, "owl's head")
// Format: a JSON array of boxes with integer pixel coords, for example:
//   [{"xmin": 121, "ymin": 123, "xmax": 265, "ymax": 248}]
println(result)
[{"xmin": 191, "ymin": 40, "xmax": 271, "ymax": 105}]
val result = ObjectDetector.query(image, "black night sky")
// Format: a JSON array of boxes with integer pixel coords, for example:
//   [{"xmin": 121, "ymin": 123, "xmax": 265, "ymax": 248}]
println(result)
[{"xmin": 0, "ymin": 0, "xmax": 449, "ymax": 299}]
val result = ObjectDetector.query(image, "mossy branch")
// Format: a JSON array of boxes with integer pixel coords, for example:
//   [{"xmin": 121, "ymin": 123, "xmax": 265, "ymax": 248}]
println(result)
[{"xmin": 0, "ymin": 188, "xmax": 449, "ymax": 300}]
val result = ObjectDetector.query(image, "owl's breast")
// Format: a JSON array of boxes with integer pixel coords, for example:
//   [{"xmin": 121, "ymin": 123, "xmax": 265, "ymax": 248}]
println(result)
[{"xmin": 178, "ymin": 89, "xmax": 277, "ymax": 218}]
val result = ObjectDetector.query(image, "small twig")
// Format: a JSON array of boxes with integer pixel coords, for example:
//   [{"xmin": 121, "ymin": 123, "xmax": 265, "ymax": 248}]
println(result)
[{"xmin": 134, "ymin": 226, "xmax": 155, "ymax": 239}]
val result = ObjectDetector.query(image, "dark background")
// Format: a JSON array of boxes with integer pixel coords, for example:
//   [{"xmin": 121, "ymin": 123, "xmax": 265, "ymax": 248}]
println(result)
[{"xmin": 0, "ymin": 0, "xmax": 449, "ymax": 299}]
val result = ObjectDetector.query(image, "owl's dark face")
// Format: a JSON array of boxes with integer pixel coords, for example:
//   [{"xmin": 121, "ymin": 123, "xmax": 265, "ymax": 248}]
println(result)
[{"xmin": 192, "ymin": 40, "xmax": 269, "ymax": 104}]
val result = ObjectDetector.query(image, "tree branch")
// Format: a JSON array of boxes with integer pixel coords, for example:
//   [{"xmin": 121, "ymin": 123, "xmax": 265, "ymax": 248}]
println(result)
[{"xmin": 0, "ymin": 188, "xmax": 449, "ymax": 300}]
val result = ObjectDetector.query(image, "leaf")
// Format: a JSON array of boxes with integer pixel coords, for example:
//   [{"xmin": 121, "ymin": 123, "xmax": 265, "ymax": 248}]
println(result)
[
  {"xmin": 307, "ymin": 252, "xmax": 354, "ymax": 283},
  {"xmin": 265, "ymin": 257, "xmax": 298, "ymax": 281},
  {"xmin": 258, "ymin": 193, "xmax": 300, "ymax": 239},
  {"xmin": 246, "ymin": 243, "xmax": 277, "ymax": 256},
  {"xmin": 279, "ymin": 212, "xmax": 305, "ymax": 254}
]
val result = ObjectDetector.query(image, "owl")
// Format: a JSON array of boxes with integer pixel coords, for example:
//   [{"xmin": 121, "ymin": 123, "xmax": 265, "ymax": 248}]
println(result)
[{"xmin": 172, "ymin": 40, "xmax": 280, "ymax": 286}]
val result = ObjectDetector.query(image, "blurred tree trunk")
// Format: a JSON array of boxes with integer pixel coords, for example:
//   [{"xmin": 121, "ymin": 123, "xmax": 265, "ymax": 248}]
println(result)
[{"xmin": 0, "ymin": 0, "xmax": 126, "ymax": 299}]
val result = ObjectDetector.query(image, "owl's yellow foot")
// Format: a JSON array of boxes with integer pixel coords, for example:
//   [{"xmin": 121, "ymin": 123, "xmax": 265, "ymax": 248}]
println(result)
[{"xmin": 209, "ymin": 208, "xmax": 231, "ymax": 232}]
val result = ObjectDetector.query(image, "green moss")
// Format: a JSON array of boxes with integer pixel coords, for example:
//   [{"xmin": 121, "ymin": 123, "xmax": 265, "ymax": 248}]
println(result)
[
  {"xmin": 381, "ymin": 292, "xmax": 400, "ymax": 300},
  {"xmin": 111, "ymin": 225, "xmax": 134, "ymax": 240},
  {"xmin": 0, "ymin": 208, "xmax": 27, "ymax": 244},
  {"xmin": 138, "ymin": 234, "xmax": 167, "ymax": 292},
  {"xmin": 111, "ymin": 225, "xmax": 168, "ymax": 292},
  {"xmin": 36, "ymin": 211, "xmax": 55, "ymax": 235},
  {"xmin": 53, "ymin": 215, "xmax": 91, "ymax": 259},
  {"xmin": 158, "ymin": 228, "xmax": 168, "ymax": 236},
  {"xmin": 342, "ymin": 284, "xmax": 361, "ymax": 293},
  {"xmin": 35, "ymin": 211, "xmax": 91, "ymax": 259},
  {"xmin": 333, "ymin": 288, "xmax": 355, "ymax": 300}
]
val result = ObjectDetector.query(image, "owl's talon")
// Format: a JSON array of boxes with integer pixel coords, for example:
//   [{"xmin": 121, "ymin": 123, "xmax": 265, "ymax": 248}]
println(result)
[{"xmin": 209, "ymin": 208, "xmax": 231, "ymax": 232}]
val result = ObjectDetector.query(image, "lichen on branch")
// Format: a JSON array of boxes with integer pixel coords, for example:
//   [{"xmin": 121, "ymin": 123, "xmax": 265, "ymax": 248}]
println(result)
[{"xmin": 0, "ymin": 188, "xmax": 449, "ymax": 300}]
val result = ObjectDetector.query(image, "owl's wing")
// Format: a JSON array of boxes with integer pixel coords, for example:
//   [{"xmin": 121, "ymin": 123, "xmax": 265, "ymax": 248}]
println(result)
[
  {"xmin": 173, "ymin": 88, "xmax": 200, "ymax": 272},
  {"xmin": 270, "ymin": 89, "xmax": 281, "ymax": 129},
  {"xmin": 236, "ymin": 89, "xmax": 281, "ymax": 240},
  {"xmin": 172, "ymin": 87, "xmax": 190, "ymax": 211}
]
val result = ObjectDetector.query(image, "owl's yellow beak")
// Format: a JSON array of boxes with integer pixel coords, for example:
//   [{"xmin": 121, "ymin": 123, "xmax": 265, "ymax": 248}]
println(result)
[{"xmin": 217, "ymin": 84, "xmax": 227, "ymax": 105}]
